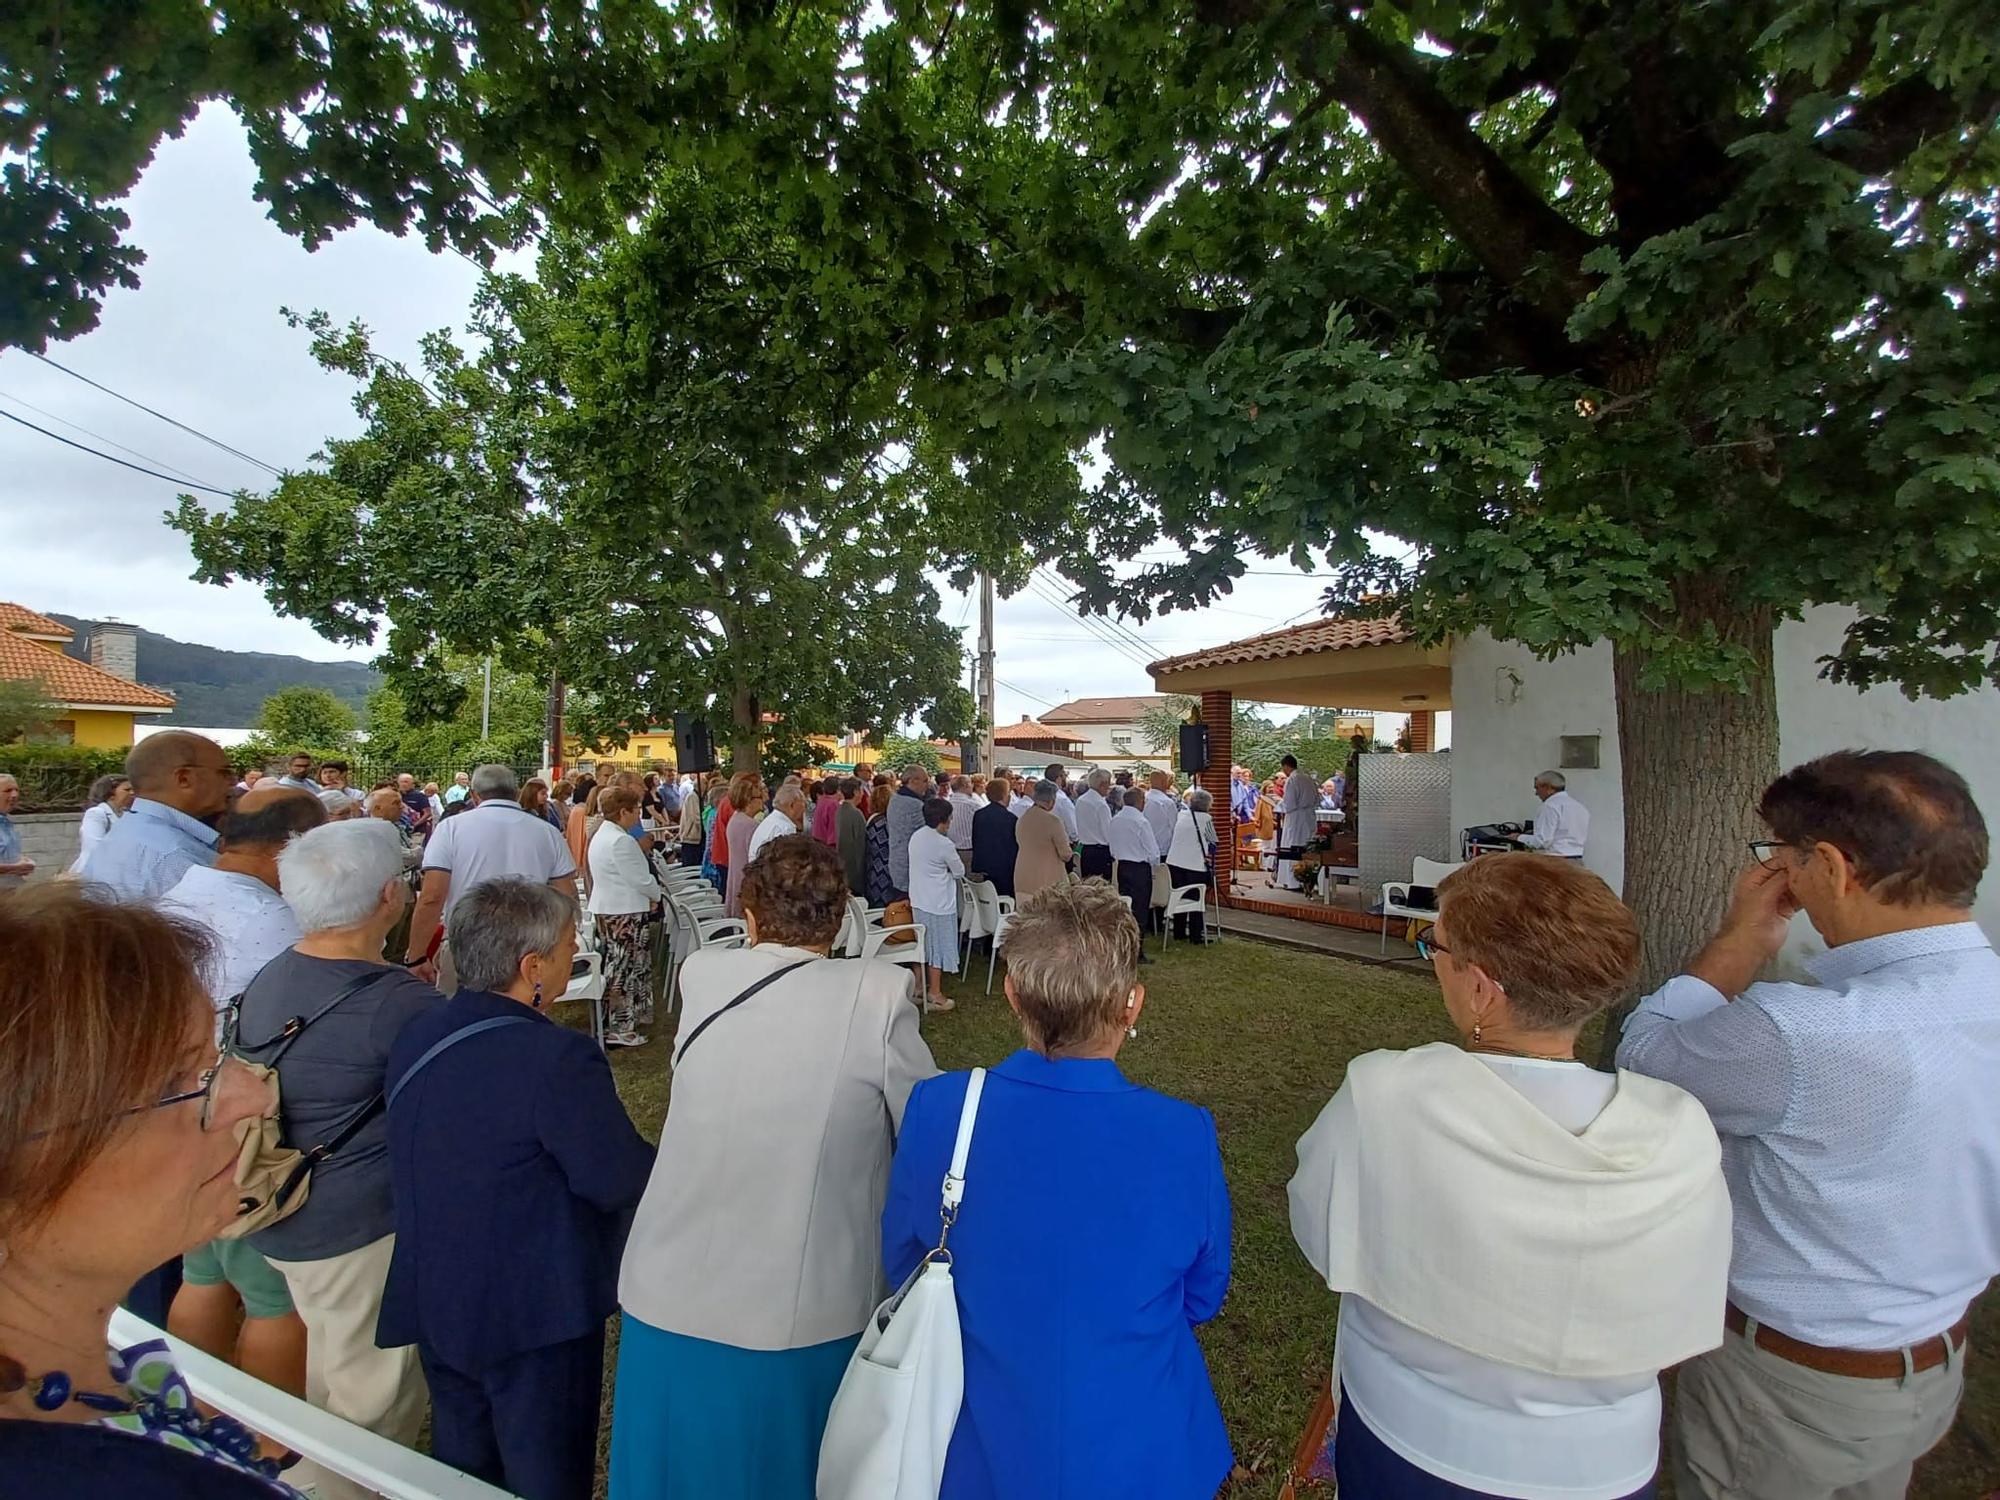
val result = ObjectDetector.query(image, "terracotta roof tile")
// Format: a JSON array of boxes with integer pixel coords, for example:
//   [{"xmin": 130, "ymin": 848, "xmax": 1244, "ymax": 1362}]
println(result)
[
  {"xmin": 1147, "ymin": 615, "xmax": 1411, "ymax": 675},
  {"xmin": 1040, "ymin": 695, "xmax": 1173, "ymax": 723},
  {"xmin": 991, "ymin": 715, "xmax": 1086, "ymax": 746},
  {"xmin": 0, "ymin": 602, "xmax": 75, "ymax": 640},
  {"xmin": 0, "ymin": 632, "xmax": 176, "ymax": 710}
]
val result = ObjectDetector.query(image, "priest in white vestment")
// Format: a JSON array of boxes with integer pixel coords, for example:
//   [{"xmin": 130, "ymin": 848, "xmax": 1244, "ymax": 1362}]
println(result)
[{"xmin": 1275, "ymin": 755, "xmax": 1319, "ymax": 890}]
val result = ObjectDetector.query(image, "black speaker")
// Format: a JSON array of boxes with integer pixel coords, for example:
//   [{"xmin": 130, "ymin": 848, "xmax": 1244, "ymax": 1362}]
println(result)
[
  {"xmin": 673, "ymin": 712, "xmax": 717, "ymax": 773},
  {"xmin": 1178, "ymin": 722, "xmax": 1210, "ymax": 774}
]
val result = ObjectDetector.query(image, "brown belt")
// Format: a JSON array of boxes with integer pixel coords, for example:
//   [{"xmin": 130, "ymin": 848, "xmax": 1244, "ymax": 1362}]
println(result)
[{"xmin": 1725, "ymin": 1303, "xmax": 1969, "ymax": 1379}]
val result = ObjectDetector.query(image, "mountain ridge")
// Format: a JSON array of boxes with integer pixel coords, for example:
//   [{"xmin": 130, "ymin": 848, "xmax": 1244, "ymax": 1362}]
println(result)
[{"xmin": 51, "ymin": 613, "xmax": 378, "ymax": 729}]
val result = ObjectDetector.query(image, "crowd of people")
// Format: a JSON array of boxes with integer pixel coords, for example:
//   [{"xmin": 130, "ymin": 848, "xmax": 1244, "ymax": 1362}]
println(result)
[{"xmin": 1, "ymin": 729, "xmax": 1996, "ymax": 1500}]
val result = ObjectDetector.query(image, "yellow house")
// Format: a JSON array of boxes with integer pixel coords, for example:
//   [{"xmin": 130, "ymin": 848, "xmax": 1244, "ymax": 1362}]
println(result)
[
  {"xmin": 0, "ymin": 604, "xmax": 176, "ymax": 747},
  {"xmin": 570, "ymin": 721, "xmax": 847, "ymax": 773}
]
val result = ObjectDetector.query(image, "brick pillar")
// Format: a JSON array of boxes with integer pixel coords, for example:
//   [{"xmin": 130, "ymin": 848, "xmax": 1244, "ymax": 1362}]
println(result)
[
  {"xmin": 1199, "ymin": 690, "xmax": 1234, "ymax": 882},
  {"xmin": 1407, "ymin": 709, "xmax": 1436, "ymax": 753}
]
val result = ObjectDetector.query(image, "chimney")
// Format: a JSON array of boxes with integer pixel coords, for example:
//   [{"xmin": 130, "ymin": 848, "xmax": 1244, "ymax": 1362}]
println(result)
[{"xmin": 90, "ymin": 619, "xmax": 138, "ymax": 682}]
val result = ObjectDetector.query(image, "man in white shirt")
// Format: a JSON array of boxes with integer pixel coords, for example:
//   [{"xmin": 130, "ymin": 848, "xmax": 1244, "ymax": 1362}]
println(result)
[
  {"xmin": 443, "ymin": 771, "xmax": 472, "ymax": 805},
  {"xmin": 160, "ymin": 785, "xmax": 326, "ymax": 1007},
  {"xmin": 945, "ymin": 775, "xmax": 981, "ymax": 853},
  {"xmin": 1108, "ymin": 787, "xmax": 1162, "ymax": 962},
  {"xmin": 1618, "ymin": 749, "xmax": 2000, "ymax": 1500},
  {"xmin": 747, "ymin": 783, "xmax": 808, "ymax": 864},
  {"xmin": 1042, "ymin": 761, "xmax": 1080, "ymax": 842},
  {"xmin": 1141, "ymin": 772, "xmax": 1181, "ymax": 935},
  {"xmin": 1074, "ymin": 769, "xmax": 1115, "ymax": 881},
  {"xmin": 403, "ymin": 763, "xmax": 578, "ymax": 990},
  {"xmin": 318, "ymin": 759, "xmax": 365, "ymax": 806},
  {"xmin": 1509, "ymin": 770, "xmax": 1590, "ymax": 859}
]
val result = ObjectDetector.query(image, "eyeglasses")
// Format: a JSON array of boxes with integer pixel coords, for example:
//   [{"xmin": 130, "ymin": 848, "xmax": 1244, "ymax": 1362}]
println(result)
[
  {"xmin": 1748, "ymin": 840, "xmax": 1795, "ymax": 871},
  {"xmin": 26, "ymin": 1012, "xmax": 239, "ymax": 1141},
  {"xmin": 1415, "ymin": 932, "xmax": 1450, "ymax": 962}
]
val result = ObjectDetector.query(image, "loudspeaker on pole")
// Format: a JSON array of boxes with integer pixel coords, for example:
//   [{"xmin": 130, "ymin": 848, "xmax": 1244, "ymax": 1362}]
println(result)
[
  {"xmin": 1178, "ymin": 722, "xmax": 1210, "ymax": 774},
  {"xmin": 673, "ymin": 712, "xmax": 717, "ymax": 773}
]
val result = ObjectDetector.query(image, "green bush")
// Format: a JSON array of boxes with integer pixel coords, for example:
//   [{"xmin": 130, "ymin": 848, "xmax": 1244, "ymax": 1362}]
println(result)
[{"xmin": 0, "ymin": 745, "xmax": 130, "ymax": 811}]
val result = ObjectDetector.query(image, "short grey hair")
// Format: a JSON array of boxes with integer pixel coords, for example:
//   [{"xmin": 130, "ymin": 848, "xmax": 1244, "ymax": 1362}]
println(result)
[
  {"xmin": 900, "ymin": 763, "xmax": 927, "ymax": 783},
  {"xmin": 447, "ymin": 878, "xmax": 578, "ymax": 993},
  {"xmin": 318, "ymin": 789, "xmax": 354, "ymax": 818},
  {"xmin": 1536, "ymin": 769, "xmax": 1567, "ymax": 791},
  {"xmin": 1105, "ymin": 786, "xmax": 1125, "ymax": 812},
  {"xmin": 773, "ymin": 785, "xmax": 808, "ymax": 816},
  {"xmin": 278, "ymin": 819, "xmax": 406, "ymax": 933},
  {"xmin": 1087, "ymin": 769, "xmax": 1112, "ymax": 792},
  {"xmin": 1033, "ymin": 779, "xmax": 1059, "ymax": 808},
  {"xmin": 1189, "ymin": 787, "xmax": 1214, "ymax": 813},
  {"xmin": 471, "ymin": 763, "xmax": 520, "ymax": 800},
  {"xmin": 0, "ymin": 774, "xmax": 16, "ymax": 790}
]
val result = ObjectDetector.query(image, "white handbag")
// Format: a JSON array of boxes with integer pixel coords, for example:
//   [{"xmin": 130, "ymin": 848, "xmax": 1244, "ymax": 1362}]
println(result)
[{"xmin": 817, "ymin": 1068, "xmax": 987, "ymax": 1500}]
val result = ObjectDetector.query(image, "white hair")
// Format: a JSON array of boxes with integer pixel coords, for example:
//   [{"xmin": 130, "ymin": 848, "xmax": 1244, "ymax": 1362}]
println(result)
[
  {"xmin": 318, "ymin": 789, "xmax": 354, "ymax": 818},
  {"xmin": 470, "ymin": 763, "xmax": 519, "ymax": 799},
  {"xmin": 1537, "ymin": 769, "xmax": 1567, "ymax": 791},
  {"xmin": 1087, "ymin": 769, "xmax": 1112, "ymax": 791},
  {"xmin": 0, "ymin": 774, "xmax": 16, "ymax": 789},
  {"xmin": 278, "ymin": 819, "xmax": 406, "ymax": 933},
  {"xmin": 1033, "ymin": 779, "xmax": 1059, "ymax": 807}
]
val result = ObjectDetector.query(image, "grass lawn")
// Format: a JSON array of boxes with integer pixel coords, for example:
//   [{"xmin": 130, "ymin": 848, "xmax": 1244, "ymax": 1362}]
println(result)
[{"xmin": 594, "ymin": 933, "xmax": 1999, "ymax": 1498}]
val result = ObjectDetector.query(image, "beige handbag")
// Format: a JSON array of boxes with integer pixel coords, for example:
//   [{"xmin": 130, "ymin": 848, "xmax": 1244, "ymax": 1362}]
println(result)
[{"xmin": 215, "ymin": 972, "xmax": 393, "ymax": 1240}]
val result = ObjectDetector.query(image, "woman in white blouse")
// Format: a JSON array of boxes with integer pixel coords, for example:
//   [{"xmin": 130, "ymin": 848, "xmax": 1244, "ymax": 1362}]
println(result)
[
  {"xmin": 1287, "ymin": 855, "xmax": 1732, "ymax": 1500},
  {"xmin": 587, "ymin": 785, "xmax": 664, "ymax": 1047},
  {"xmin": 1165, "ymin": 786, "xmax": 1219, "ymax": 942},
  {"xmin": 69, "ymin": 773, "xmax": 133, "ymax": 871}
]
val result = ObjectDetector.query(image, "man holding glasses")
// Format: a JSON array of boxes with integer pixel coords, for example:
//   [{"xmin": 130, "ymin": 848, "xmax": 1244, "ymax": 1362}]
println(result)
[{"xmin": 1618, "ymin": 750, "xmax": 2000, "ymax": 1500}]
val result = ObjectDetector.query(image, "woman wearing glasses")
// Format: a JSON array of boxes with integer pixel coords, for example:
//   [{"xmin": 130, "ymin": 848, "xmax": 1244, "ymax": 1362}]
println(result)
[
  {"xmin": 0, "ymin": 884, "xmax": 304, "ymax": 1495},
  {"xmin": 1287, "ymin": 855, "xmax": 1733, "ymax": 1499}
]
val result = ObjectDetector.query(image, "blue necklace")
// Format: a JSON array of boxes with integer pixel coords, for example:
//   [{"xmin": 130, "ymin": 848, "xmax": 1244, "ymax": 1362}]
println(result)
[{"xmin": 3, "ymin": 1355, "xmax": 283, "ymax": 1478}]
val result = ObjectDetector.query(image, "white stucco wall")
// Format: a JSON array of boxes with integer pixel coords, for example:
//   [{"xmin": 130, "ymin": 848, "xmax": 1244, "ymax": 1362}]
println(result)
[
  {"xmin": 1449, "ymin": 611, "xmax": 2000, "ymax": 955},
  {"xmin": 1447, "ymin": 633, "xmax": 1626, "ymax": 886}
]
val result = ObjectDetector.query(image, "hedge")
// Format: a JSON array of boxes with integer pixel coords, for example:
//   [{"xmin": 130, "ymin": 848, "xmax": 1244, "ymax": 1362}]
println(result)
[{"xmin": 0, "ymin": 746, "xmax": 130, "ymax": 812}]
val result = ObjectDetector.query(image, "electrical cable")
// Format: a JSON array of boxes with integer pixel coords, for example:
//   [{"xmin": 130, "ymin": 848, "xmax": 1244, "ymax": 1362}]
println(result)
[
  {"xmin": 0, "ymin": 389, "xmax": 213, "ymax": 487},
  {"xmin": 27, "ymin": 352, "xmax": 283, "ymax": 477},
  {"xmin": 0, "ymin": 409, "xmax": 243, "ymax": 497},
  {"xmin": 1033, "ymin": 566, "xmax": 1164, "ymax": 659},
  {"xmin": 1023, "ymin": 577, "xmax": 1157, "ymax": 668},
  {"xmin": 996, "ymin": 676, "xmax": 1063, "ymax": 709}
]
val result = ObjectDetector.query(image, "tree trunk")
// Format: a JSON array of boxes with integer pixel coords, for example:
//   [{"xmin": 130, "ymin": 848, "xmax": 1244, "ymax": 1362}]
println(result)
[
  {"xmin": 731, "ymin": 684, "xmax": 761, "ymax": 772},
  {"xmin": 1599, "ymin": 581, "xmax": 1780, "ymax": 1065}
]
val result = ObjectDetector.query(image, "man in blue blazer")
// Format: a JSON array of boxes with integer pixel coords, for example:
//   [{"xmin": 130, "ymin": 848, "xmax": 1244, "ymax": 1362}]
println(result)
[{"xmin": 377, "ymin": 879, "xmax": 654, "ymax": 1500}]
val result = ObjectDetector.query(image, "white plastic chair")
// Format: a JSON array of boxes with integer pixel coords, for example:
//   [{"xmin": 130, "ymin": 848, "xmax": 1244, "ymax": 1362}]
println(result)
[
  {"xmin": 984, "ymin": 893, "xmax": 1017, "ymax": 994},
  {"xmin": 1162, "ymin": 882, "xmax": 1211, "ymax": 948},
  {"xmin": 1380, "ymin": 857, "xmax": 1462, "ymax": 952},
  {"xmin": 106, "ymin": 1310, "xmax": 515, "ymax": 1500},
  {"xmin": 553, "ymin": 948, "xmax": 606, "ymax": 1046},
  {"xmin": 665, "ymin": 896, "xmax": 747, "ymax": 1012}
]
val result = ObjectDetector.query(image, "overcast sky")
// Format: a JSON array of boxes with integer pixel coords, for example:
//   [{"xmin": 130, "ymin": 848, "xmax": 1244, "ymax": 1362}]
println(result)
[{"xmin": 1, "ymin": 105, "xmax": 1403, "ymax": 734}]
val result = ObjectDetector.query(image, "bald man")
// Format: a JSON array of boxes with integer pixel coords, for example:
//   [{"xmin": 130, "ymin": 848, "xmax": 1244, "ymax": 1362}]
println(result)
[{"xmin": 79, "ymin": 730, "xmax": 237, "ymax": 901}]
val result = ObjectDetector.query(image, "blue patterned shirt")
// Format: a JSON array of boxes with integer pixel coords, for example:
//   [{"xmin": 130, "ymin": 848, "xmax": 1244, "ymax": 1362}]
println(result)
[{"xmin": 1618, "ymin": 922, "xmax": 2000, "ymax": 1348}]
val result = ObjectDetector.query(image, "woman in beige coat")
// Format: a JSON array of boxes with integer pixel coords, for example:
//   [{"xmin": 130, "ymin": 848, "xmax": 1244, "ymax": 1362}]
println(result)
[{"xmin": 1012, "ymin": 779, "xmax": 1075, "ymax": 901}]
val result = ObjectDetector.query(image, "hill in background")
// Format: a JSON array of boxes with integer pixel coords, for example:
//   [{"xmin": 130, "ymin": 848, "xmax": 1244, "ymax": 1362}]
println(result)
[{"xmin": 52, "ymin": 613, "xmax": 379, "ymax": 729}]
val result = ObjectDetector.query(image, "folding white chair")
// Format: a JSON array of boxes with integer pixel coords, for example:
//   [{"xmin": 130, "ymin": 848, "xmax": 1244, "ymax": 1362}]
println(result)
[
  {"xmin": 1162, "ymin": 882, "xmax": 1211, "ymax": 949},
  {"xmin": 665, "ymin": 896, "xmax": 747, "ymax": 1014},
  {"xmin": 1381, "ymin": 857, "xmax": 1461, "ymax": 952},
  {"xmin": 984, "ymin": 893, "xmax": 1016, "ymax": 995},
  {"xmin": 554, "ymin": 948, "xmax": 606, "ymax": 1047}
]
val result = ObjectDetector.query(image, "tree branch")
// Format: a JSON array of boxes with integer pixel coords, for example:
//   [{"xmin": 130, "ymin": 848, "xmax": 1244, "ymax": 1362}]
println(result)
[{"xmin": 1819, "ymin": 74, "xmax": 2000, "ymax": 177}]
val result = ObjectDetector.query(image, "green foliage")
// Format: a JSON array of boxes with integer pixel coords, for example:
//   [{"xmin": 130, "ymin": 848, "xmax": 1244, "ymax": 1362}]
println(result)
[
  {"xmin": 877, "ymin": 735, "xmax": 943, "ymax": 778},
  {"xmin": 363, "ymin": 658, "xmax": 544, "ymax": 772},
  {"xmin": 0, "ymin": 744, "xmax": 127, "ymax": 809},
  {"xmin": 0, "ymin": 675, "xmax": 60, "ymax": 743},
  {"xmin": 171, "ymin": 180, "xmax": 982, "ymax": 771},
  {"xmin": 254, "ymin": 686, "xmax": 357, "ymax": 750},
  {"xmin": 1137, "ymin": 694, "xmax": 1199, "ymax": 755}
]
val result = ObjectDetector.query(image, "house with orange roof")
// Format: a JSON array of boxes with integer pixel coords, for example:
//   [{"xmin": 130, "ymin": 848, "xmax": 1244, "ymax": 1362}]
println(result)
[{"xmin": 0, "ymin": 604, "xmax": 176, "ymax": 748}]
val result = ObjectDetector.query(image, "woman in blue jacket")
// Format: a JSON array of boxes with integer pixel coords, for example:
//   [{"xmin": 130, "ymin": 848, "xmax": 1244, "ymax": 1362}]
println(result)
[
  {"xmin": 882, "ymin": 878, "xmax": 1234, "ymax": 1500},
  {"xmin": 378, "ymin": 878, "xmax": 654, "ymax": 1500}
]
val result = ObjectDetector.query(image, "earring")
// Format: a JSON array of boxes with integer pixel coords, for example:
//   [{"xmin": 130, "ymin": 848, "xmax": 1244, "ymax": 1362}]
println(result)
[
  {"xmin": 1471, "ymin": 1021, "xmax": 1483, "ymax": 1046},
  {"xmin": 1127, "ymin": 1026, "xmax": 1139, "ymax": 1040},
  {"xmin": 532, "ymin": 981, "xmax": 543, "ymax": 1010}
]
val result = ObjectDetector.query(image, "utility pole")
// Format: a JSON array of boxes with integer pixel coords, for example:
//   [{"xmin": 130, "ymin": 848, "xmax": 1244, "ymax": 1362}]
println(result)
[
  {"xmin": 978, "ymin": 571, "xmax": 997, "ymax": 773},
  {"xmin": 481, "ymin": 655, "xmax": 493, "ymax": 739}
]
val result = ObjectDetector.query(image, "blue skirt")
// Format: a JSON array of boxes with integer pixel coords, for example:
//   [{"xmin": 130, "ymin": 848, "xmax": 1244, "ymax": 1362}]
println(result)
[{"xmin": 608, "ymin": 1313, "xmax": 859, "ymax": 1500}]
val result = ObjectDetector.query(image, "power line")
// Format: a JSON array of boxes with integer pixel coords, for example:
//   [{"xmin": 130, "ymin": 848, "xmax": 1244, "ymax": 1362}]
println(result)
[
  {"xmin": 1034, "ymin": 567, "xmax": 1163, "ymax": 659},
  {"xmin": 0, "ymin": 409, "xmax": 242, "ymax": 497},
  {"xmin": 996, "ymin": 676, "xmax": 1062, "ymax": 710},
  {"xmin": 0, "ymin": 389, "xmax": 213, "ymax": 487},
  {"xmin": 28, "ymin": 351, "xmax": 284, "ymax": 478},
  {"xmin": 1023, "ymin": 577, "xmax": 1156, "ymax": 668}
]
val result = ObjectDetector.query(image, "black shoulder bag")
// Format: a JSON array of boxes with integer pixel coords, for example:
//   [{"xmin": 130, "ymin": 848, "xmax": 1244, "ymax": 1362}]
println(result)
[{"xmin": 674, "ymin": 959, "xmax": 816, "ymax": 1067}]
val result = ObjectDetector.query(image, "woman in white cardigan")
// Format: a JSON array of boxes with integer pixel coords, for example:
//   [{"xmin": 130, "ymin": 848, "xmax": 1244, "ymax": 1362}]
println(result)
[
  {"xmin": 588, "ymin": 785, "xmax": 664, "ymax": 1047},
  {"xmin": 1287, "ymin": 854, "xmax": 1732, "ymax": 1500}
]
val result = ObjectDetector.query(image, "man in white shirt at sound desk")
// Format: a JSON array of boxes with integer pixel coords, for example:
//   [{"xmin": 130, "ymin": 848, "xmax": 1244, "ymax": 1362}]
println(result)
[
  {"xmin": 1508, "ymin": 770, "xmax": 1590, "ymax": 859},
  {"xmin": 1619, "ymin": 749, "xmax": 2000, "ymax": 1500}
]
